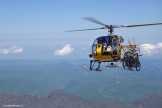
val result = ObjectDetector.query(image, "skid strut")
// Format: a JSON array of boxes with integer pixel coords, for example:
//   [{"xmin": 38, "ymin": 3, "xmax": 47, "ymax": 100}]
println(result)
[{"xmin": 89, "ymin": 60, "xmax": 101, "ymax": 71}]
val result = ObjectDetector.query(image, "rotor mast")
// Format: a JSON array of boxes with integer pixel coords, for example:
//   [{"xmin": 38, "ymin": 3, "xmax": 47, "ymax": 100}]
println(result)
[{"xmin": 108, "ymin": 25, "xmax": 114, "ymax": 35}]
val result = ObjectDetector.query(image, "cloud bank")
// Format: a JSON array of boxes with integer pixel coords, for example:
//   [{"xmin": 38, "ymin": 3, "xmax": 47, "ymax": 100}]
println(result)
[
  {"xmin": 141, "ymin": 42, "xmax": 162, "ymax": 56},
  {"xmin": 54, "ymin": 44, "xmax": 74, "ymax": 56},
  {"xmin": 0, "ymin": 46, "xmax": 23, "ymax": 55}
]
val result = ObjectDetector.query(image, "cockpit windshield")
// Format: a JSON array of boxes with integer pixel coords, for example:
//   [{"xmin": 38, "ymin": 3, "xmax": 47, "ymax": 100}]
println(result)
[
  {"xmin": 92, "ymin": 35, "xmax": 119, "ymax": 55},
  {"xmin": 93, "ymin": 36, "xmax": 115, "ymax": 46},
  {"xmin": 92, "ymin": 36, "xmax": 115, "ymax": 53}
]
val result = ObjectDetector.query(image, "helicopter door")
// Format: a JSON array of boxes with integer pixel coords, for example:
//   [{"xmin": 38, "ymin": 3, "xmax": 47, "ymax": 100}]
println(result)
[{"xmin": 112, "ymin": 38, "xmax": 119, "ymax": 56}]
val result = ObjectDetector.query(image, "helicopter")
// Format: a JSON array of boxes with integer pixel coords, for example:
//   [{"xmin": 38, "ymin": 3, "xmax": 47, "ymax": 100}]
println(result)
[{"xmin": 67, "ymin": 17, "xmax": 162, "ymax": 71}]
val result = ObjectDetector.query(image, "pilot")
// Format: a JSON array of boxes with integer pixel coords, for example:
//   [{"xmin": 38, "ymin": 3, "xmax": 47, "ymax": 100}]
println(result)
[
  {"xmin": 106, "ymin": 36, "xmax": 112, "ymax": 52},
  {"xmin": 102, "ymin": 38, "xmax": 107, "ymax": 51},
  {"xmin": 107, "ymin": 46, "xmax": 112, "ymax": 52}
]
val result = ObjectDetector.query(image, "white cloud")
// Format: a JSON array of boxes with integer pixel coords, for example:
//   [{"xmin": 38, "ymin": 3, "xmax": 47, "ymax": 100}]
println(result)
[
  {"xmin": 141, "ymin": 42, "xmax": 162, "ymax": 56},
  {"xmin": 0, "ymin": 46, "xmax": 23, "ymax": 55},
  {"xmin": 54, "ymin": 44, "xmax": 74, "ymax": 56}
]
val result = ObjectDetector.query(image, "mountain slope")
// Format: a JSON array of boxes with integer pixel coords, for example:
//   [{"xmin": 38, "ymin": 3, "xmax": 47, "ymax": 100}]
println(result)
[{"xmin": 0, "ymin": 90, "xmax": 134, "ymax": 108}]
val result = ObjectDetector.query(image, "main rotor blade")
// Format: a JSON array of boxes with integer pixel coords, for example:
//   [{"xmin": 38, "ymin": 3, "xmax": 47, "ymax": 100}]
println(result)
[
  {"xmin": 122, "ymin": 23, "xmax": 162, "ymax": 28},
  {"xmin": 65, "ymin": 27, "xmax": 105, "ymax": 32},
  {"xmin": 83, "ymin": 17, "xmax": 107, "ymax": 27}
]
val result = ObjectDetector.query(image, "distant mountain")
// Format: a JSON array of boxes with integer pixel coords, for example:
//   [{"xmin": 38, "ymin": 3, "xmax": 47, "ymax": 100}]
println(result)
[
  {"xmin": 0, "ymin": 90, "xmax": 131, "ymax": 108},
  {"xmin": 132, "ymin": 92, "xmax": 162, "ymax": 108},
  {"xmin": 0, "ymin": 90, "xmax": 162, "ymax": 108}
]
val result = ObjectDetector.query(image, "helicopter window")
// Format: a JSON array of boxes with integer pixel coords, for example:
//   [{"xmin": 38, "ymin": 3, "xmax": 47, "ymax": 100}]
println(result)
[
  {"xmin": 113, "ymin": 38, "xmax": 118, "ymax": 47},
  {"xmin": 92, "ymin": 39, "xmax": 99, "ymax": 54},
  {"xmin": 107, "ymin": 36, "xmax": 113, "ymax": 46},
  {"xmin": 102, "ymin": 38, "xmax": 107, "ymax": 51},
  {"xmin": 93, "ymin": 39, "xmax": 98, "ymax": 45},
  {"xmin": 119, "ymin": 36, "xmax": 124, "ymax": 43},
  {"xmin": 97, "ymin": 39, "xmax": 103, "ymax": 44},
  {"xmin": 92, "ymin": 36, "xmax": 116, "ymax": 53},
  {"xmin": 92, "ymin": 45, "xmax": 97, "ymax": 54}
]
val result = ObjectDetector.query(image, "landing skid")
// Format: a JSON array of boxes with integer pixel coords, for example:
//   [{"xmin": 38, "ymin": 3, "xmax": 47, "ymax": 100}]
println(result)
[
  {"xmin": 84, "ymin": 60, "xmax": 140, "ymax": 71},
  {"xmin": 84, "ymin": 66, "xmax": 102, "ymax": 71},
  {"xmin": 85, "ymin": 60, "xmax": 124, "ymax": 71},
  {"xmin": 84, "ymin": 60, "xmax": 102, "ymax": 71}
]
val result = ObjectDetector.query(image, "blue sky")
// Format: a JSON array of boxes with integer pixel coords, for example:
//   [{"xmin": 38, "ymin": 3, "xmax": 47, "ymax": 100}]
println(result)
[{"xmin": 0, "ymin": 0, "xmax": 162, "ymax": 60}]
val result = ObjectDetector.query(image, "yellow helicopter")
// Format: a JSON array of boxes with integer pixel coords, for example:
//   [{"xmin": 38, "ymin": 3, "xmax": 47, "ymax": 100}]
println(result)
[{"xmin": 67, "ymin": 17, "xmax": 162, "ymax": 71}]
